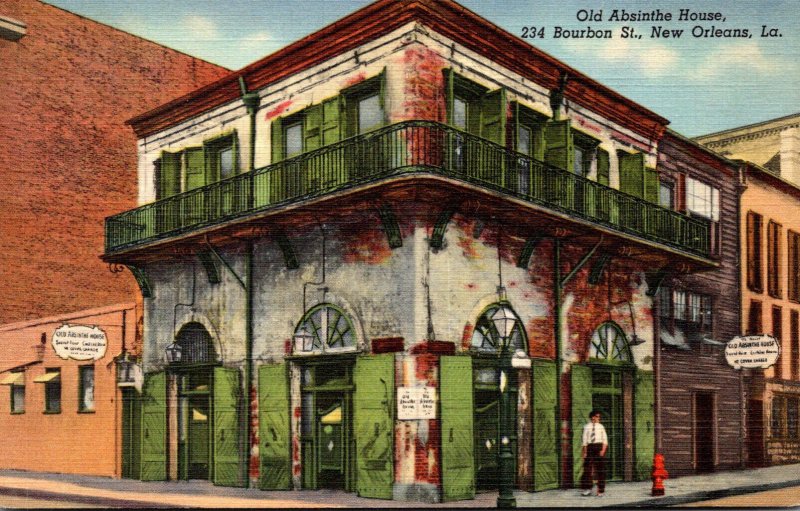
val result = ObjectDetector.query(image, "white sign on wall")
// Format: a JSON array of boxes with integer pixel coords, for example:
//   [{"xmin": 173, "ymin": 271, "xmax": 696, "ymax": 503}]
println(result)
[
  {"xmin": 52, "ymin": 324, "xmax": 108, "ymax": 361},
  {"xmin": 397, "ymin": 387, "xmax": 437, "ymax": 420},
  {"xmin": 725, "ymin": 335, "xmax": 781, "ymax": 369}
]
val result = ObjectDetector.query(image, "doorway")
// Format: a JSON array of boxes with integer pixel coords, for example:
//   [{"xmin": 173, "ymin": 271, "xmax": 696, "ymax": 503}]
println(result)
[
  {"xmin": 747, "ymin": 399, "xmax": 765, "ymax": 468},
  {"xmin": 591, "ymin": 368, "xmax": 623, "ymax": 480},
  {"xmin": 473, "ymin": 362, "xmax": 517, "ymax": 491},
  {"xmin": 178, "ymin": 370, "xmax": 212, "ymax": 480},
  {"xmin": 694, "ymin": 392, "xmax": 715, "ymax": 473},
  {"xmin": 301, "ymin": 362, "xmax": 354, "ymax": 491}
]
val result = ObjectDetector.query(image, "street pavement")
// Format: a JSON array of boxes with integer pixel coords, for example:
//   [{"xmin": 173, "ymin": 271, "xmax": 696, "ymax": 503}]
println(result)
[{"xmin": 0, "ymin": 463, "xmax": 798, "ymax": 508}]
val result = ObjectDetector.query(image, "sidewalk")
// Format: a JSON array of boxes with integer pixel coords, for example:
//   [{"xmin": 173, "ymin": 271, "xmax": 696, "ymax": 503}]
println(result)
[{"xmin": 0, "ymin": 463, "xmax": 798, "ymax": 508}]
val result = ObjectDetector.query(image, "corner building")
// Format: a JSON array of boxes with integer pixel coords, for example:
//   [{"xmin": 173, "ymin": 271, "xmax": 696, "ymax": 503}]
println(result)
[{"xmin": 103, "ymin": 0, "xmax": 718, "ymax": 501}]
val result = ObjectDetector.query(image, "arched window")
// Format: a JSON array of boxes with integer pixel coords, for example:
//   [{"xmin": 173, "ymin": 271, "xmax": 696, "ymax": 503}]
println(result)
[
  {"xmin": 175, "ymin": 322, "xmax": 218, "ymax": 365},
  {"xmin": 590, "ymin": 322, "xmax": 632, "ymax": 362},
  {"xmin": 295, "ymin": 303, "xmax": 356, "ymax": 353},
  {"xmin": 470, "ymin": 302, "xmax": 527, "ymax": 353}
]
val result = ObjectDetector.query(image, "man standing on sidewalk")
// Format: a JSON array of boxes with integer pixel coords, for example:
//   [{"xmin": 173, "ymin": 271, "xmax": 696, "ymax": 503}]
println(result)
[{"xmin": 580, "ymin": 409, "xmax": 608, "ymax": 497}]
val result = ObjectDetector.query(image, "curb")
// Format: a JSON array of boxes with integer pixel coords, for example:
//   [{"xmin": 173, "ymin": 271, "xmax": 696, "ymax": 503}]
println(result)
[
  {"xmin": 0, "ymin": 485, "xmax": 182, "ymax": 508},
  {"xmin": 613, "ymin": 478, "xmax": 800, "ymax": 508}
]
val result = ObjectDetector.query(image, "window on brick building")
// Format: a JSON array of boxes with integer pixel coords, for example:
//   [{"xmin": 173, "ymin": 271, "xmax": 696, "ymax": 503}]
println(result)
[
  {"xmin": 747, "ymin": 300, "xmax": 763, "ymax": 335},
  {"xmin": 2, "ymin": 371, "xmax": 25, "ymax": 414},
  {"xmin": 768, "ymin": 221, "xmax": 782, "ymax": 298},
  {"xmin": 747, "ymin": 212, "xmax": 763, "ymax": 293},
  {"xmin": 34, "ymin": 368, "xmax": 61, "ymax": 413},
  {"xmin": 788, "ymin": 231, "xmax": 800, "ymax": 302},
  {"xmin": 791, "ymin": 310, "xmax": 799, "ymax": 381},
  {"xmin": 773, "ymin": 306, "xmax": 783, "ymax": 380},
  {"xmin": 658, "ymin": 287, "xmax": 713, "ymax": 344},
  {"xmin": 771, "ymin": 395, "xmax": 800, "ymax": 439},
  {"xmin": 78, "ymin": 365, "xmax": 95, "ymax": 413}
]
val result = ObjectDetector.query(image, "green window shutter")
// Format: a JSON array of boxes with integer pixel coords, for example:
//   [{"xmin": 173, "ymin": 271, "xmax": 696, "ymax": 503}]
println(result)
[
  {"xmin": 619, "ymin": 152, "xmax": 645, "ymax": 198},
  {"xmin": 140, "ymin": 371, "xmax": 167, "ymax": 481},
  {"xmin": 480, "ymin": 89, "xmax": 507, "ymax": 146},
  {"xmin": 570, "ymin": 364, "xmax": 593, "ymax": 487},
  {"xmin": 213, "ymin": 366, "xmax": 243, "ymax": 487},
  {"xmin": 271, "ymin": 117, "xmax": 284, "ymax": 163},
  {"xmin": 444, "ymin": 68, "xmax": 455, "ymax": 126},
  {"xmin": 322, "ymin": 97, "xmax": 341, "ymax": 146},
  {"xmin": 185, "ymin": 147, "xmax": 206, "ymax": 190},
  {"xmin": 304, "ymin": 104, "xmax": 323, "ymax": 152},
  {"xmin": 158, "ymin": 151, "xmax": 181, "ymax": 199},
  {"xmin": 354, "ymin": 353, "xmax": 394, "ymax": 499},
  {"xmin": 644, "ymin": 167, "xmax": 659, "ymax": 204},
  {"xmin": 258, "ymin": 363, "xmax": 291, "ymax": 490},
  {"xmin": 597, "ymin": 149, "xmax": 610, "ymax": 186},
  {"xmin": 440, "ymin": 356, "xmax": 475, "ymax": 501},
  {"xmin": 231, "ymin": 130, "xmax": 240, "ymax": 174},
  {"xmin": 532, "ymin": 359, "xmax": 558, "ymax": 491},
  {"xmin": 544, "ymin": 120, "xmax": 573, "ymax": 171},
  {"xmin": 634, "ymin": 370, "xmax": 655, "ymax": 480}
]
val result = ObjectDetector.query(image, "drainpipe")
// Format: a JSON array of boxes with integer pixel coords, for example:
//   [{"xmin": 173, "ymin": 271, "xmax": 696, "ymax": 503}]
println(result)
[
  {"xmin": 553, "ymin": 238, "xmax": 563, "ymax": 486},
  {"xmin": 240, "ymin": 77, "xmax": 260, "ymax": 488}
]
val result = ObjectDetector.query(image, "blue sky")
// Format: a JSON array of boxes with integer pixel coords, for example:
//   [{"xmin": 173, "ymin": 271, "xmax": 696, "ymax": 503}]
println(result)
[{"xmin": 45, "ymin": 0, "xmax": 799, "ymax": 137}]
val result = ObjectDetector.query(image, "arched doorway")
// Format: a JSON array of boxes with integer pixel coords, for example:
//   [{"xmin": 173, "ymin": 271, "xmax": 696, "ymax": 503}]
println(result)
[
  {"xmin": 174, "ymin": 322, "xmax": 219, "ymax": 481},
  {"xmin": 469, "ymin": 302, "xmax": 527, "ymax": 490},
  {"xmin": 294, "ymin": 303, "xmax": 358, "ymax": 491}
]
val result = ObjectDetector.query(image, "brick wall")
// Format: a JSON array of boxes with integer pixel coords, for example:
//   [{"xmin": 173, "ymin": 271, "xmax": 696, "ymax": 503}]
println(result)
[{"xmin": 0, "ymin": 0, "xmax": 229, "ymax": 323}]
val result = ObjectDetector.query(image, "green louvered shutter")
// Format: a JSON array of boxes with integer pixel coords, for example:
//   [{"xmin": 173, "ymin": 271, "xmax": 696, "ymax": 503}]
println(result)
[
  {"xmin": 597, "ymin": 149, "xmax": 610, "ymax": 186},
  {"xmin": 441, "ymin": 356, "xmax": 475, "ymax": 501},
  {"xmin": 354, "ymin": 354, "xmax": 394, "ymax": 499},
  {"xmin": 156, "ymin": 152, "xmax": 181, "ymax": 235},
  {"xmin": 619, "ymin": 152, "xmax": 645, "ymax": 198},
  {"xmin": 532, "ymin": 359, "xmax": 558, "ymax": 491},
  {"xmin": 634, "ymin": 370, "xmax": 655, "ymax": 480},
  {"xmin": 304, "ymin": 104, "xmax": 323, "ymax": 152},
  {"xmin": 322, "ymin": 97, "xmax": 344, "ymax": 187},
  {"xmin": 185, "ymin": 147, "xmax": 206, "ymax": 190},
  {"xmin": 271, "ymin": 117, "xmax": 284, "ymax": 162},
  {"xmin": 140, "ymin": 371, "xmax": 167, "ymax": 481},
  {"xmin": 644, "ymin": 167, "xmax": 659, "ymax": 204},
  {"xmin": 444, "ymin": 69, "xmax": 455, "ymax": 126},
  {"xmin": 571, "ymin": 364, "xmax": 593, "ymax": 486},
  {"xmin": 268, "ymin": 117, "xmax": 286, "ymax": 204},
  {"xmin": 544, "ymin": 120, "xmax": 573, "ymax": 172},
  {"xmin": 480, "ymin": 89, "xmax": 506, "ymax": 146},
  {"xmin": 259, "ymin": 364, "xmax": 290, "ymax": 490},
  {"xmin": 214, "ymin": 366, "xmax": 242, "ymax": 487}
]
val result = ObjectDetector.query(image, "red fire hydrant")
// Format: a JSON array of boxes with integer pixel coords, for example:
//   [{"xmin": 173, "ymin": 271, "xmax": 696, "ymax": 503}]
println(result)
[{"xmin": 651, "ymin": 453, "xmax": 668, "ymax": 496}]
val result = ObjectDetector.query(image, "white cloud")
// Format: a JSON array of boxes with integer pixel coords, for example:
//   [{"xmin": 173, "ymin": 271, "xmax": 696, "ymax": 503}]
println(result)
[
  {"xmin": 694, "ymin": 42, "xmax": 783, "ymax": 81},
  {"xmin": 561, "ymin": 37, "xmax": 679, "ymax": 78},
  {"xmin": 183, "ymin": 15, "xmax": 221, "ymax": 41}
]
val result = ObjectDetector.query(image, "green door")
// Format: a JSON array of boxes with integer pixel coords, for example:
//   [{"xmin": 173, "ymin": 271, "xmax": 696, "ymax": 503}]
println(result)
[
  {"xmin": 532, "ymin": 359, "xmax": 558, "ymax": 490},
  {"xmin": 188, "ymin": 396, "xmax": 210, "ymax": 479},
  {"xmin": 353, "ymin": 354, "xmax": 394, "ymax": 499},
  {"xmin": 121, "ymin": 388, "xmax": 141, "ymax": 480},
  {"xmin": 140, "ymin": 372, "xmax": 167, "ymax": 481},
  {"xmin": 634, "ymin": 370, "xmax": 654, "ymax": 480},
  {"xmin": 440, "ymin": 356, "xmax": 475, "ymax": 501},
  {"xmin": 571, "ymin": 364, "xmax": 593, "ymax": 486},
  {"xmin": 259, "ymin": 363, "xmax": 290, "ymax": 490},
  {"xmin": 213, "ymin": 367, "xmax": 242, "ymax": 487}
]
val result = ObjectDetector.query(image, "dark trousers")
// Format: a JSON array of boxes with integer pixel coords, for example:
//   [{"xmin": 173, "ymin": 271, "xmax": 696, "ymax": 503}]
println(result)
[{"xmin": 580, "ymin": 443, "xmax": 606, "ymax": 492}]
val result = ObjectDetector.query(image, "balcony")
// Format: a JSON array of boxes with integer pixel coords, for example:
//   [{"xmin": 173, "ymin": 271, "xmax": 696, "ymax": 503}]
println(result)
[{"xmin": 105, "ymin": 121, "xmax": 710, "ymax": 259}]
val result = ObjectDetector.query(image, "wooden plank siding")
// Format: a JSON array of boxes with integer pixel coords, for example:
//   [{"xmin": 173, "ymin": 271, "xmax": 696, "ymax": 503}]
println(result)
[{"xmin": 656, "ymin": 132, "xmax": 743, "ymax": 476}]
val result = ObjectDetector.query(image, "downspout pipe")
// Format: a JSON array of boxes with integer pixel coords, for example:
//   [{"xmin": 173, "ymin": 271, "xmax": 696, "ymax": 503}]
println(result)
[
  {"xmin": 240, "ymin": 76, "xmax": 260, "ymax": 488},
  {"xmin": 554, "ymin": 239, "xmax": 563, "ymax": 486}
]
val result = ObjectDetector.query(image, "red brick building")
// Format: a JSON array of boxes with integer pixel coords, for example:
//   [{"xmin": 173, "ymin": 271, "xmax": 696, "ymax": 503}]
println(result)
[
  {"xmin": 0, "ymin": 0, "xmax": 228, "ymax": 477},
  {"xmin": 0, "ymin": 0, "xmax": 229, "ymax": 324}
]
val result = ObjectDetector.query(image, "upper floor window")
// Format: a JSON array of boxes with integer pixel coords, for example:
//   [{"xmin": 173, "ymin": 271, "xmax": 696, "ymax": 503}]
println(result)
[
  {"xmin": 344, "ymin": 73, "xmax": 386, "ymax": 138},
  {"xmin": 2, "ymin": 371, "xmax": 25, "ymax": 414},
  {"xmin": 572, "ymin": 132, "xmax": 600, "ymax": 178},
  {"xmin": 685, "ymin": 177, "xmax": 719, "ymax": 221},
  {"xmin": 659, "ymin": 181, "xmax": 675, "ymax": 209},
  {"xmin": 619, "ymin": 151, "xmax": 658, "ymax": 203},
  {"xmin": 747, "ymin": 211, "xmax": 764, "ymax": 293},
  {"xmin": 357, "ymin": 93, "xmax": 383, "ymax": 134},
  {"xmin": 659, "ymin": 287, "xmax": 713, "ymax": 344},
  {"xmin": 747, "ymin": 300, "xmax": 763, "ymax": 335},
  {"xmin": 773, "ymin": 305, "xmax": 783, "ymax": 380},
  {"xmin": 284, "ymin": 120, "xmax": 303, "ymax": 159},
  {"xmin": 768, "ymin": 221, "xmax": 782, "ymax": 298},
  {"xmin": 788, "ymin": 231, "xmax": 800, "ymax": 302},
  {"xmin": 155, "ymin": 131, "xmax": 239, "ymax": 199}
]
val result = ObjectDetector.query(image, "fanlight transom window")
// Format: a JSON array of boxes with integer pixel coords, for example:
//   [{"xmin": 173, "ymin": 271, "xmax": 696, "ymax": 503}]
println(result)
[
  {"xmin": 590, "ymin": 322, "xmax": 632, "ymax": 362},
  {"xmin": 295, "ymin": 304, "xmax": 356, "ymax": 353},
  {"xmin": 470, "ymin": 303, "xmax": 527, "ymax": 353},
  {"xmin": 175, "ymin": 322, "xmax": 218, "ymax": 365}
]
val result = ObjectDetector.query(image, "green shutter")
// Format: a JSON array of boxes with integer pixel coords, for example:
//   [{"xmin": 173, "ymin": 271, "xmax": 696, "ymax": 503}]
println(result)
[
  {"xmin": 619, "ymin": 152, "xmax": 645, "ymax": 198},
  {"xmin": 480, "ymin": 89, "xmax": 507, "ymax": 146},
  {"xmin": 259, "ymin": 364, "xmax": 290, "ymax": 490},
  {"xmin": 571, "ymin": 364, "xmax": 593, "ymax": 487},
  {"xmin": 140, "ymin": 371, "xmax": 167, "ymax": 481},
  {"xmin": 158, "ymin": 151, "xmax": 181, "ymax": 199},
  {"xmin": 231, "ymin": 130, "xmax": 240, "ymax": 173},
  {"xmin": 440, "ymin": 356, "xmax": 475, "ymax": 501},
  {"xmin": 321, "ymin": 97, "xmax": 341, "ymax": 146},
  {"xmin": 544, "ymin": 120, "xmax": 573, "ymax": 172},
  {"xmin": 271, "ymin": 117, "xmax": 284, "ymax": 163},
  {"xmin": 644, "ymin": 167, "xmax": 659, "ymax": 204},
  {"xmin": 185, "ymin": 147, "xmax": 206, "ymax": 190},
  {"xmin": 597, "ymin": 149, "xmax": 610, "ymax": 186},
  {"xmin": 444, "ymin": 69, "xmax": 455, "ymax": 126},
  {"xmin": 354, "ymin": 354, "xmax": 394, "ymax": 499},
  {"xmin": 214, "ymin": 366, "xmax": 243, "ymax": 487},
  {"xmin": 304, "ymin": 104, "xmax": 323, "ymax": 152},
  {"xmin": 634, "ymin": 370, "xmax": 655, "ymax": 480},
  {"xmin": 532, "ymin": 359, "xmax": 558, "ymax": 491}
]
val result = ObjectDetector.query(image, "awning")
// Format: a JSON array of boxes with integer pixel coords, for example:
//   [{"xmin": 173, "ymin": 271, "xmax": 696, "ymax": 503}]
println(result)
[
  {"xmin": 0, "ymin": 373, "xmax": 23, "ymax": 385},
  {"xmin": 33, "ymin": 372, "xmax": 60, "ymax": 383}
]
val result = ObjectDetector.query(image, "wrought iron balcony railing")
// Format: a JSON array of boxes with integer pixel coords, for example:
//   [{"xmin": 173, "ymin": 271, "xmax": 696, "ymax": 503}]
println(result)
[{"xmin": 105, "ymin": 121, "xmax": 710, "ymax": 257}]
